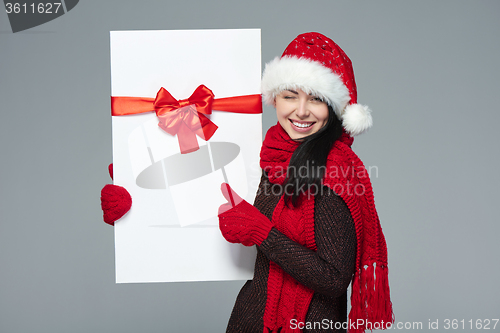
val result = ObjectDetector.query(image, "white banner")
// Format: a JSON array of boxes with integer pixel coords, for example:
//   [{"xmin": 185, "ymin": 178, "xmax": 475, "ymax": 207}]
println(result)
[{"xmin": 110, "ymin": 29, "xmax": 262, "ymax": 283}]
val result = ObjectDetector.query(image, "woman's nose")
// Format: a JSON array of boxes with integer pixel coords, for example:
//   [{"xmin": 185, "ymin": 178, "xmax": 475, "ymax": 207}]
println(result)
[{"xmin": 295, "ymin": 99, "xmax": 310, "ymax": 118}]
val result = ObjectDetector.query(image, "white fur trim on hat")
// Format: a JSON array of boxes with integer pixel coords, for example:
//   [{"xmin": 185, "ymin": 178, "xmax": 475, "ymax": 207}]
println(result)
[
  {"xmin": 342, "ymin": 104, "xmax": 373, "ymax": 136},
  {"xmin": 261, "ymin": 56, "xmax": 350, "ymax": 117}
]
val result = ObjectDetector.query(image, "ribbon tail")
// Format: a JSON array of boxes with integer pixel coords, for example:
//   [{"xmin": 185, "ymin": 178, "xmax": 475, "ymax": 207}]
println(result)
[
  {"xmin": 196, "ymin": 113, "xmax": 218, "ymax": 141},
  {"xmin": 177, "ymin": 122, "xmax": 199, "ymax": 154}
]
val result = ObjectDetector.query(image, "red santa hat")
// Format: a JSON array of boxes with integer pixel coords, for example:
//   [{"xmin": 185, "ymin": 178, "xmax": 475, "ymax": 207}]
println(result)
[{"xmin": 261, "ymin": 32, "xmax": 372, "ymax": 136}]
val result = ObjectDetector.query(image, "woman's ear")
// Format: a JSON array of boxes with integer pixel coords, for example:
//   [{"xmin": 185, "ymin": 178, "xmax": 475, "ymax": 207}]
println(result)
[{"xmin": 272, "ymin": 97, "xmax": 276, "ymax": 108}]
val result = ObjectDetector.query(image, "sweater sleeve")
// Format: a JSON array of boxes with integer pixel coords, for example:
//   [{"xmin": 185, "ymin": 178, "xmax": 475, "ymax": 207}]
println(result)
[{"xmin": 258, "ymin": 187, "xmax": 357, "ymax": 298}]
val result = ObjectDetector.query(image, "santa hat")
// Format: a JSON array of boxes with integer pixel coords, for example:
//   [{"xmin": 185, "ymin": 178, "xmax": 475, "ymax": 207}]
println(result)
[{"xmin": 261, "ymin": 32, "xmax": 372, "ymax": 136}]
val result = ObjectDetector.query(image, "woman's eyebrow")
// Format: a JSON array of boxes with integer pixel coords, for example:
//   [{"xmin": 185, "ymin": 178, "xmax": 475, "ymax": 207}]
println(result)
[{"xmin": 285, "ymin": 89, "xmax": 298, "ymax": 94}]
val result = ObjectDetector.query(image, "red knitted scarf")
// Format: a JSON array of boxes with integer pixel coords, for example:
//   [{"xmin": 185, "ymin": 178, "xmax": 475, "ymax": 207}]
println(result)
[{"xmin": 260, "ymin": 124, "xmax": 393, "ymax": 333}]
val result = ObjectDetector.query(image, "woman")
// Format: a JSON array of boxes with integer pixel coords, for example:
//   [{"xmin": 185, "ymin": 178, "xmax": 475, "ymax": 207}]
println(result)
[{"xmin": 218, "ymin": 32, "xmax": 393, "ymax": 333}]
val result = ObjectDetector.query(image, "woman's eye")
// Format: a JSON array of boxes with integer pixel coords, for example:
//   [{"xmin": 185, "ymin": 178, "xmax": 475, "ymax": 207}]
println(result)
[{"xmin": 311, "ymin": 97, "xmax": 322, "ymax": 102}]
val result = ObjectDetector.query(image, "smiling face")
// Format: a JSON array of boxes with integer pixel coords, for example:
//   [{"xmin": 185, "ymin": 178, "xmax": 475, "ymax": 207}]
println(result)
[{"xmin": 275, "ymin": 89, "xmax": 329, "ymax": 140}]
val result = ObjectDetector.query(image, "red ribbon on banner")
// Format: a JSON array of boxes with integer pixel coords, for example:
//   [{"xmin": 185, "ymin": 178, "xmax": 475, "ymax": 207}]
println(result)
[{"xmin": 111, "ymin": 85, "xmax": 262, "ymax": 154}]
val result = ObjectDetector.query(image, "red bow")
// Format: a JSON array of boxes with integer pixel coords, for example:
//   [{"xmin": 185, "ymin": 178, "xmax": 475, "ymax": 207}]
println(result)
[
  {"xmin": 153, "ymin": 85, "xmax": 218, "ymax": 154},
  {"xmin": 111, "ymin": 86, "xmax": 262, "ymax": 154}
]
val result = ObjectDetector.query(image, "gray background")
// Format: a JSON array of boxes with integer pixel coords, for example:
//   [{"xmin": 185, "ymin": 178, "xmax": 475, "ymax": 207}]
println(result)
[{"xmin": 1, "ymin": 1, "xmax": 499, "ymax": 332}]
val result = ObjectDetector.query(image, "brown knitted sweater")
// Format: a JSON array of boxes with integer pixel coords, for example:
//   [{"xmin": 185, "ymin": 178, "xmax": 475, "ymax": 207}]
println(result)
[{"xmin": 226, "ymin": 174, "xmax": 357, "ymax": 332}]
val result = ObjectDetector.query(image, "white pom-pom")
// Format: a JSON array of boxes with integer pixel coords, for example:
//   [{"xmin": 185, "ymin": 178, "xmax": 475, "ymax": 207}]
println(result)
[{"xmin": 342, "ymin": 104, "xmax": 373, "ymax": 136}]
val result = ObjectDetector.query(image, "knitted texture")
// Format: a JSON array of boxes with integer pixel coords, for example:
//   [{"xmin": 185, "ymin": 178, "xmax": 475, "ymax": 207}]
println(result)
[
  {"xmin": 282, "ymin": 32, "xmax": 357, "ymax": 106},
  {"xmin": 100, "ymin": 184, "xmax": 132, "ymax": 226},
  {"xmin": 226, "ymin": 174, "xmax": 356, "ymax": 332},
  {"xmin": 259, "ymin": 124, "xmax": 393, "ymax": 332},
  {"xmin": 218, "ymin": 183, "xmax": 273, "ymax": 246},
  {"xmin": 263, "ymin": 193, "xmax": 318, "ymax": 332}
]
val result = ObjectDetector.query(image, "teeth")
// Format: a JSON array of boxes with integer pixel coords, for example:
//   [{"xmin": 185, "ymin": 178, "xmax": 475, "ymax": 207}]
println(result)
[{"xmin": 291, "ymin": 121, "xmax": 313, "ymax": 128}]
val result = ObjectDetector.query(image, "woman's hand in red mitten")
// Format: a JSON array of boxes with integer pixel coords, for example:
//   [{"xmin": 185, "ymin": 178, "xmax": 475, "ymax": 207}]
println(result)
[
  {"xmin": 218, "ymin": 183, "xmax": 273, "ymax": 246},
  {"xmin": 100, "ymin": 164, "xmax": 132, "ymax": 226}
]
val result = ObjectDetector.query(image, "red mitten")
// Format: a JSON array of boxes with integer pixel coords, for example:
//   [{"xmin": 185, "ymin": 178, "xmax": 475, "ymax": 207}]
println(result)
[
  {"xmin": 108, "ymin": 163, "xmax": 114, "ymax": 180},
  {"xmin": 101, "ymin": 164, "xmax": 132, "ymax": 226},
  {"xmin": 218, "ymin": 183, "xmax": 273, "ymax": 246}
]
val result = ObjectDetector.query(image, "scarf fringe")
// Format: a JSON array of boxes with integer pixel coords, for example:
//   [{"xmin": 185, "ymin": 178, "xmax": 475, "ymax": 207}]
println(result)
[
  {"xmin": 348, "ymin": 273, "xmax": 363, "ymax": 333},
  {"xmin": 348, "ymin": 264, "xmax": 394, "ymax": 333},
  {"xmin": 374, "ymin": 265, "xmax": 394, "ymax": 324}
]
